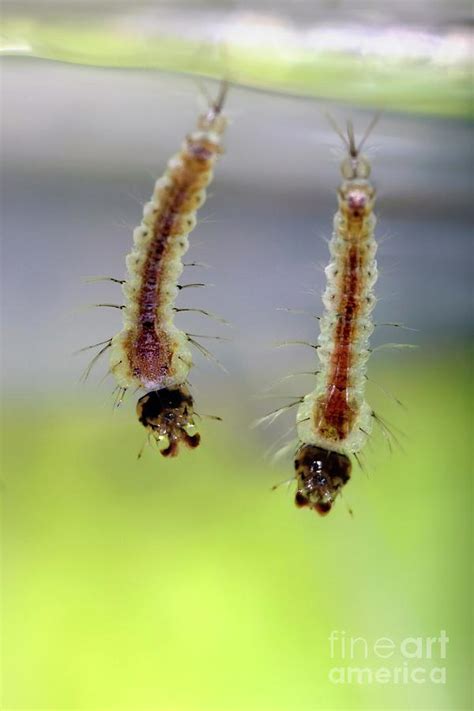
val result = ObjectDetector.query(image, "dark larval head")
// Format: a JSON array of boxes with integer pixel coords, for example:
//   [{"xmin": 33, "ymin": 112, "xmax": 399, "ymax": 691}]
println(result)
[
  {"xmin": 294, "ymin": 445, "xmax": 351, "ymax": 515},
  {"xmin": 136, "ymin": 386, "xmax": 200, "ymax": 457}
]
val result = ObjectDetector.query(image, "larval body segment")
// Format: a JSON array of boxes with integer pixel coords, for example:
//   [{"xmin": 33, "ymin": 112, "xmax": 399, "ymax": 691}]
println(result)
[
  {"xmin": 297, "ymin": 186, "xmax": 378, "ymax": 455},
  {"xmin": 105, "ymin": 85, "xmax": 228, "ymax": 458},
  {"xmin": 109, "ymin": 123, "xmax": 225, "ymax": 392}
]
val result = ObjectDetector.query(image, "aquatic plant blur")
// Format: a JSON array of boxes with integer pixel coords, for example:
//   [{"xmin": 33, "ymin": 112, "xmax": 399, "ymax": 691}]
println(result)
[{"xmin": 1, "ymin": 2, "xmax": 472, "ymax": 709}]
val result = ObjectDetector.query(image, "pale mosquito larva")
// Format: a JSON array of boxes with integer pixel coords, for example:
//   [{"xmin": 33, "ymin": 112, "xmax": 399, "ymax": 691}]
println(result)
[
  {"xmin": 289, "ymin": 118, "xmax": 382, "ymax": 514},
  {"xmin": 84, "ymin": 81, "xmax": 229, "ymax": 457}
]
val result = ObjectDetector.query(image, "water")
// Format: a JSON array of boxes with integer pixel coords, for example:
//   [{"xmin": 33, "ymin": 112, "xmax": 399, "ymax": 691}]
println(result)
[
  {"xmin": 3, "ymin": 59, "xmax": 472, "ymax": 392},
  {"xmin": 1, "ymin": 42, "xmax": 472, "ymax": 711}
]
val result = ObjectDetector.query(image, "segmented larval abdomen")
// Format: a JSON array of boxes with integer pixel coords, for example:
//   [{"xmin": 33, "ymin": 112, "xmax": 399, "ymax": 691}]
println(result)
[
  {"xmin": 109, "ymin": 129, "xmax": 224, "ymax": 392},
  {"xmin": 297, "ymin": 179, "xmax": 378, "ymax": 455}
]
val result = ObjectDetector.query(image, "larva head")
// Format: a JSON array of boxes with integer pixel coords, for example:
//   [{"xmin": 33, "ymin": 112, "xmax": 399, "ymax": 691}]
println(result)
[
  {"xmin": 136, "ymin": 386, "xmax": 200, "ymax": 457},
  {"xmin": 294, "ymin": 445, "xmax": 351, "ymax": 515}
]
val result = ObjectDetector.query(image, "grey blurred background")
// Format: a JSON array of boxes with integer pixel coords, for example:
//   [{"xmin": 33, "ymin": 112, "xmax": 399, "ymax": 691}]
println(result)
[
  {"xmin": 1, "ymin": 56, "xmax": 473, "ymax": 422},
  {"xmin": 3, "ymin": 0, "xmax": 473, "ymax": 25}
]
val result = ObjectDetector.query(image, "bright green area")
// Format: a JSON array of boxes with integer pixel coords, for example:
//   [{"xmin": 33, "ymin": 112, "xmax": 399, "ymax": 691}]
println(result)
[
  {"xmin": 2, "ymin": 354, "xmax": 472, "ymax": 710},
  {"xmin": 2, "ymin": 18, "xmax": 472, "ymax": 119}
]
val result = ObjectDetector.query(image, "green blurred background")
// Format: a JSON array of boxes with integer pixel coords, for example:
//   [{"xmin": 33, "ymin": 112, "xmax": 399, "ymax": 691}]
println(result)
[{"xmin": 1, "ymin": 1, "xmax": 473, "ymax": 709}]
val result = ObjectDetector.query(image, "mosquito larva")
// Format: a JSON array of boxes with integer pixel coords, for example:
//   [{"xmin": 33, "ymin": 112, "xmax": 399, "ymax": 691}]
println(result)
[
  {"xmin": 105, "ymin": 81, "xmax": 229, "ymax": 457},
  {"xmin": 292, "ymin": 119, "xmax": 380, "ymax": 515}
]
